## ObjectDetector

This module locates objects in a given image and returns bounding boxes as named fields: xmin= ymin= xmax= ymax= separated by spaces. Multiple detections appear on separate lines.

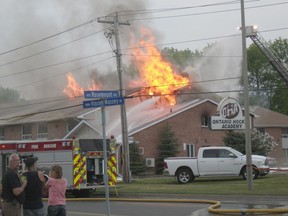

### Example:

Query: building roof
xmin=250 ymin=106 xmax=288 ymax=128
xmin=0 ymin=84 xmax=222 ymax=141
xmin=79 ymin=83 xmax=223 ymax=141
xmin=70 ymin=96 xmax=219 ymax=142
xmin=2 ymin=86 xmax=286 ymax=141
xmin=0 ymin=96 xmax=84 ymax=125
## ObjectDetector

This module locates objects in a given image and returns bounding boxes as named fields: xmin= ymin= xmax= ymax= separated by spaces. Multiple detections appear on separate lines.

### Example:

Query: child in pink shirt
xmin=45 ymin=165 xmax=67 ymax=216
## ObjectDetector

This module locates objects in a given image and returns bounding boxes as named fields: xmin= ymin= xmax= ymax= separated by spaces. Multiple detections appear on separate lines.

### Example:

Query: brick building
xmin=250 ymin=106 xmax=288 ymax=165
xmin=0 ymin=90 xmax=287 ymax=173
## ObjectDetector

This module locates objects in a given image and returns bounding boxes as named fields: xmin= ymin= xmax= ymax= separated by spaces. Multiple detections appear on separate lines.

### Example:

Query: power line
xmin=1 ymin=0 xmax=286 ymax=62
xmin=0 ymin=76 xmax=242 ymax=110
xmin=124 ymin=27 xmax=288 ymax=50
xmin=117 ymin=0 xmax=243 ymax=16
xmin=1 ymin=27 xmax=285 ymax=85
xmin=129 ymin=1 xmax=288 ymax=21
xmin=0 ymin=17 xmax=100 ymax=56
xmin=0 ymin=84 xmax=285 ymax=121
xmin=0 ymin=0 xmax=259 ymax=60
xmin=124 ymin=33 xmax=240 ymax=50
xmin=12 ymin=56 xmax=114 ymax=89
xmin=0 ymin=75 xmax=240 ymax=109
xmin=1 ymin=25 xmax=286 ymax=85
xmin=123 ymin=53 xmax=241 ymax=58
xmin=0 ymin=51 xmax=112 ymax=79
xmin=0 ymin=104 xmax=82 ymax=121
xmin=0 ymin=28 xmax=109 ymax=68
xmin=1 ymin=26 xmax=286 ymax=77
xmin=261 ymin=27 xmax=288 ymax=34
xmin=127 ymin=76 xmax=242 ymax=93
xmin=0 ymin=1 xmax=286 ymax=72
xmin=9 ymin=62 xmax=239 ymax=100
xmin=0 ymin=32 xmax=241 ymax=74
xmin=0 ymin=96 xmax=80 ymax=110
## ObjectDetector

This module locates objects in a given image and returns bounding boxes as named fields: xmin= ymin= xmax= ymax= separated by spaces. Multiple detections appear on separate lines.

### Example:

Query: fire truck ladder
xmin=246 ymin=26 xmax=288 ymax=85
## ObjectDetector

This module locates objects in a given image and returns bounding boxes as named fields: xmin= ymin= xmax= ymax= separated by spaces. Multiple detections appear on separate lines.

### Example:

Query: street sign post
xmin=83 ymin=90 xmax=123 ymax=216
xmin=84 ymin=90 xmax=119 ymax=99
xmin=83 ymin=97 xmax=124 ymax=109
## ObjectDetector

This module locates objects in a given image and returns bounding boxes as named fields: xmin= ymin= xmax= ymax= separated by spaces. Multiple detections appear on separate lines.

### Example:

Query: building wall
xmin=75 ymin=126 xmax=102 ymax=139
xmin=48 ymin=121 xmax=69 ymax=139
xmin=2 ymin=120 xmax=69 ymax=141
xmin=4 ymin=125 xmax=22 ymax=140
xmin=131 ymin=101 xmax=287 ymax=172
xmin=265 ymin=127 xmax=285 ymax=165
xmin=132 ymin=101 xmax=227 ymax=163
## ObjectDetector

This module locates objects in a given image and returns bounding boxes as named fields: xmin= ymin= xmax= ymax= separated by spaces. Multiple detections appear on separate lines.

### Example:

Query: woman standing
xmin=45 ymin=165 xmax=67 ymax=216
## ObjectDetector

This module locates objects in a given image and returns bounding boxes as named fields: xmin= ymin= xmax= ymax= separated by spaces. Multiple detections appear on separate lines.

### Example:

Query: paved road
xmin=45 ymin=194 xmax=288 ymax=216
xmin=115 ymin=194 xmax=288 ymax=216
xmin=59 ymin=200 xmax=209 ymax=216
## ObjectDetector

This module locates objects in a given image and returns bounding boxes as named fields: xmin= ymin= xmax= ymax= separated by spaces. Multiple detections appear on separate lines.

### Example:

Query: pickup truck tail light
xmin=163 ymin=162 xmax=168 ymax=169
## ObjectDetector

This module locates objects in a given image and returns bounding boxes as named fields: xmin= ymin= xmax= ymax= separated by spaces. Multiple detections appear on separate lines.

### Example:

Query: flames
xmin=63 ymin=72 xmax=101 ymax=98
xmin=131 ymin=28 xmax=190 ymax=105
xmin=63 ymin=27 xmax=190 ymax=105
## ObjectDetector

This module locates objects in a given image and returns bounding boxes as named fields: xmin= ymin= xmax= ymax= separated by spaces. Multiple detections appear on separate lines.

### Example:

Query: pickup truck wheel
xmin=176 ymin=168 xmax=194 ymax=184
xmin=241 ymin=167 xmax=259 ymax=180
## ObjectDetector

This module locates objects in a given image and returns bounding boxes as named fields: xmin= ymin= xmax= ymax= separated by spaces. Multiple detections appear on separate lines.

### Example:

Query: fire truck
xmin=0 ymin=138 xmax=118 ymax=197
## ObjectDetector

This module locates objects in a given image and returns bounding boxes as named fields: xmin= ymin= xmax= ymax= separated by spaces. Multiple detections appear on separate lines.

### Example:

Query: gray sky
xmin=147 ymin=0 xmax=288 ymax=50
xmin=0 ymin=0 xmax=287 ymax=100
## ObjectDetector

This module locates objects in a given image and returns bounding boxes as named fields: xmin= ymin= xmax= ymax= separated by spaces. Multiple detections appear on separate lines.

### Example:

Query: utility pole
xmin=240 ymin=0 xmax=253 ymax=190
xmin=98 ymin=12 xmax=131 ymax=183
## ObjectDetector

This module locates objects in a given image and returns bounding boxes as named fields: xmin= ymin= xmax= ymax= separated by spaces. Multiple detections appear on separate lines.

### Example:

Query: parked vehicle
xmin=163 ymin=146 xmax=270 ymax=184
xmin=0 ymin=138 xmax=117 ymax=197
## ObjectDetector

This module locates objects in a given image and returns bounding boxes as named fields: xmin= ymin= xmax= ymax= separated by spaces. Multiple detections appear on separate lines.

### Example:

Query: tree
xmin=246 ymin=37 xmax=288 ymax=114
xmin=161 ymin=47 xmax=203 ymax=71
xmin=269 ymin=38 xmax=288 ymax=115
xmin=155 ymin=124 xmax=179 ymax=174
xmin=223 ymin=131 xmax=246 ymax=153
xmin=0 ymin=86 xmax=21 ymax=103
xmin=246 ymin=43 xmax=273 ymax=108
xmin=223 ymin=130 xmax=277 ymax=156
xmin=129 ymin=142 xmax=146 ymax=176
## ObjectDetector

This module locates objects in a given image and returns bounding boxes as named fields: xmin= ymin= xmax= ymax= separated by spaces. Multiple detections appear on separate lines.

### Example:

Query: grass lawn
xmin=113 ymin=173 xmax=288 ymax=196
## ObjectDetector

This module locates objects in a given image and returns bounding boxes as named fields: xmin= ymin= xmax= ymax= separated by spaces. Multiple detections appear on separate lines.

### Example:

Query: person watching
xmin=45 ymin=164 xmax=67 ymax=216
xmin=1 ymin=153 xmax=27 ymax=216
xmin=22 ymin=156 xmax=46 ymax=216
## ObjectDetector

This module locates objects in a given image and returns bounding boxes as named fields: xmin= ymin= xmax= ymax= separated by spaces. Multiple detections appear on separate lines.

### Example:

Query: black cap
xmin=24 ymin=157 xmax=38 ymax=167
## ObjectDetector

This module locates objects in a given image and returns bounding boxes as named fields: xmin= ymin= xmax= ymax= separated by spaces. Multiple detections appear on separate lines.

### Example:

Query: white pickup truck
xmin=163 ymin=146 xmax=270 ymax=184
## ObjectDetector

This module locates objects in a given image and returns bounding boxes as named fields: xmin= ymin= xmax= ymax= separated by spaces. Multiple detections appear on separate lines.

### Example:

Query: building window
xmin=37 ymin=122 xmax=48 ymax=139
xmin=139 ymin=147 xmax=144 ymax=155
xmin=186 ymin=144 xmax=195 ymax=157
xmin=22 ymin=124 xmax=33 ymax=140
xmin=201 ymin=115 xmax=209 ymax=127
xmin=282 ymin=128 xmax=288 ymax=138
xmin=0 ymin=127 xmax=4 ymax=140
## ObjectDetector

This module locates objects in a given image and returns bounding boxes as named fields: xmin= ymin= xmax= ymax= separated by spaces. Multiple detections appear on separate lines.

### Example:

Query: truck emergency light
xmin=0 ymin=143 xmax=16 ymax=150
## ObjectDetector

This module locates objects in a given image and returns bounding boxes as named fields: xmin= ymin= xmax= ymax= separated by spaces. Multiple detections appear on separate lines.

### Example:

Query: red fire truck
xmin=0 ymin=138 xmax=118 ymax=197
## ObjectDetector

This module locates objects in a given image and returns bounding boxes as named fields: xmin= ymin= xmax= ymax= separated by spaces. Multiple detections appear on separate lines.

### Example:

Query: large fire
xmin=131 ymin=28 xmax=190 ymax=105
xmin=63 ymin=72 xmax=101 ymax=98
xmin=63 ymin=28 xmax=190 ymax=105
